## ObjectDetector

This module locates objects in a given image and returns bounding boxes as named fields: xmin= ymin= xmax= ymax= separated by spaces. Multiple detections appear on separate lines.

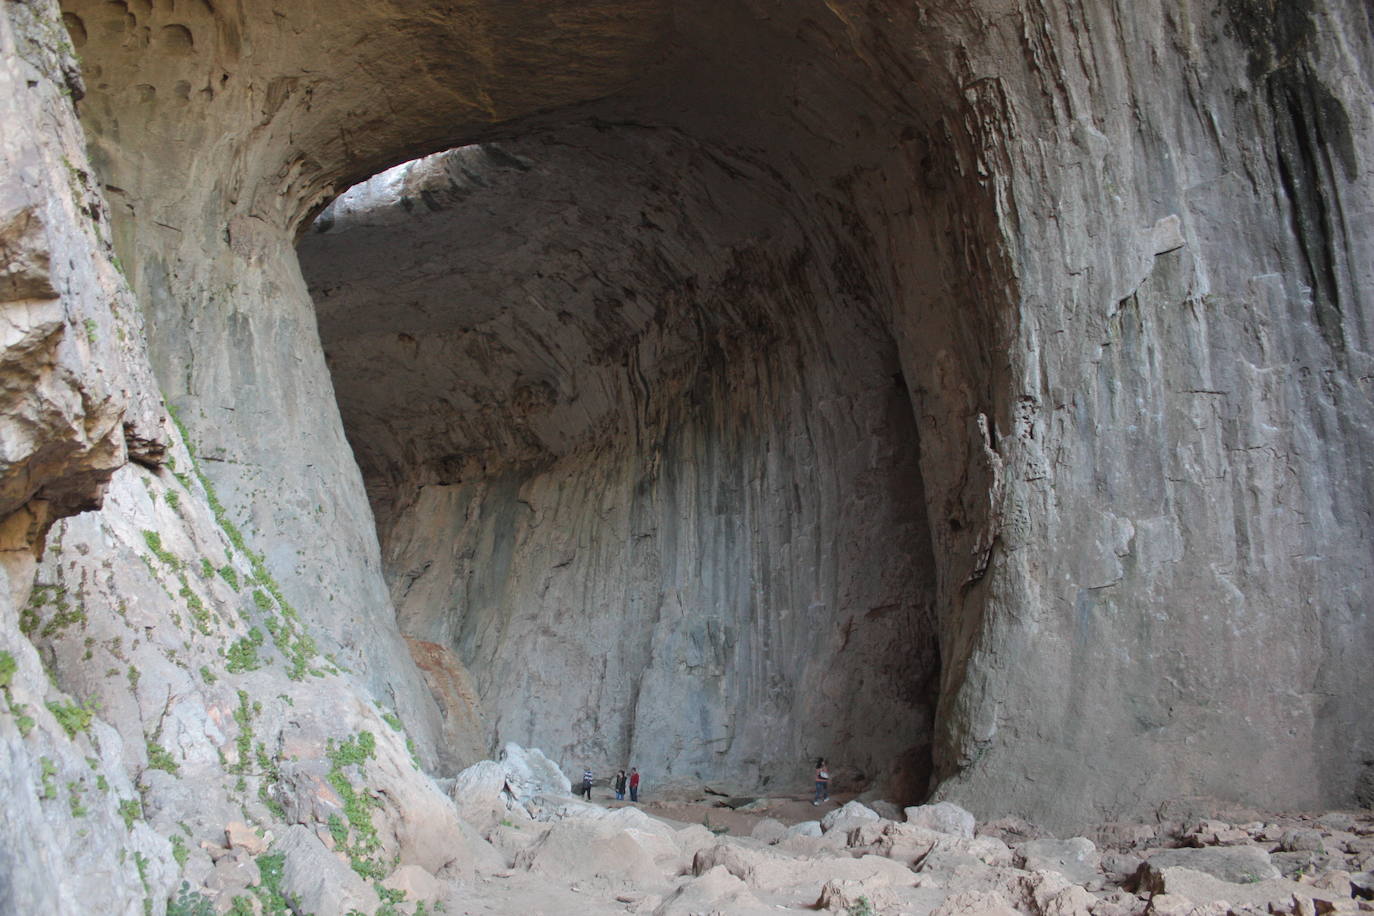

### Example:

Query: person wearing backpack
xmin=580 ymin=767 xmax=594 ymax=800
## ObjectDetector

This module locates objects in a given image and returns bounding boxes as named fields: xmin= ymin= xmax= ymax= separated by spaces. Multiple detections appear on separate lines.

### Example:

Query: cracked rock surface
xmin=0 ymin=0 xmax=1372 ymax=910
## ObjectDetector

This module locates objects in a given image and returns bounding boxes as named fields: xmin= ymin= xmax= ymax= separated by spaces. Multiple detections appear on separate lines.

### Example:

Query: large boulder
xmin=816 ymin=877 xmax=900 ymax=913
xmin=906 ymin=802 xmax=976 ymax=839
xmin=692 ymin=841 xmax=914 ymax=897
xmin=1142 ymin=845 xmax=1281 ymax=884
xmin=500 ymin=744 xmax=571 ymax=802
xmin=275 ymin=825 xmax=381 ymax=916
xmin=821 ymin=801 xmax=881 ymax=832
xmin=932 ymin=889 xmax=1020 ymax=916
xmin=451 ymin=760 xmax=507 ymax=806
xmin=514 ymin=818 xmax=665 ymax=888
xmin=1137 ymin=865 xmax=1353 ymax=911
xmin=653 ymin=865 xmax=772 ymax=916
xmin=381 ymin=864 xmax=445 ymax=910
xmin=750 ymin=817 xmax=788 ymax=844
xmin=1014 ymin=837 xmax=1101 ymax=886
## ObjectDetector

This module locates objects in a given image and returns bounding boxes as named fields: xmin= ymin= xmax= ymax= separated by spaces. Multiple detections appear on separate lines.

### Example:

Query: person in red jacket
xmin=629 ymin=767 xmax=641 ymax=803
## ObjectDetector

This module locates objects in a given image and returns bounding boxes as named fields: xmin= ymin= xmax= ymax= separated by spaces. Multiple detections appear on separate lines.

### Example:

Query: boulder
xmin=931 ymin=889 xmax=1020 ymax=915
xmin=653 ymin=865 xmax=771 ymax=916
xmin=1136 ymin=865 xmax=1351 ymax=911
xmin=1311 ymin=869 xmax=1354 ymax=894
xmin=1274 ymin=850 xmax=1327 ymax=878
xmin=978 ymin=817 xmax=1046 ymax=844
xmin=1145 ymin=893 xmax=1223 ymax=916
xmin=514 ymin=818 xmax=664 ymax=888
xmin=450 ymin=759 xmax=509 ymax=815
xmin=691 ymin=843 xmax=793 ymax=888
xmin=204 ymin=850 xmax=261 ymax=903
xmin=1101 ymin=851 xmax=1146 ymax=884
xmin=674 ymin=823 xmax=719 ymax=860
xmin=482 ymin=822 xmax=544 ymax=866
xmin=275 ymin=825 xmax=381 ymax=916
xmin=381 ymin=864 xmax=444 ymax=908
xmin=1095 ymin=822 xmax=1160 ymax=850
xmin=750 ymin=818 xmax=788 ymax=844
xmin=1281 ymin=830 xmax=1328 ymax=853
xmin=785 ymin=820 xmax=824 ymax=839
xmin=1142 ymin=845 xmax=1281 ymax=884
xmin=966 ymin=836 xmax=1016 ymax=868
xmin=821 ymin=801 xmax=881 ymax=832
xmin=1014 ymin=837 xmax=1101 ymax=886
xmin=816 ymin=877 xmax=900 ymax=913
xmin=224 ymin=821 xmax=268 ymax=856
xmin=868 ymin=800 xmax=904 ymax=821
xmin=1181 ymin=820 xmax=1251 ymax=847
xmin=905 ymin=802 xmax=976 ymax=839
xmin=1319 ymin=814 xmax=1358 ymax=833
xmin=868 ymin=824 xmax=943 ymax=868
xmin=691 ymin=841 xmax=912 ymax=896
xmin=499 ymin=744 xmax=570 ymax=802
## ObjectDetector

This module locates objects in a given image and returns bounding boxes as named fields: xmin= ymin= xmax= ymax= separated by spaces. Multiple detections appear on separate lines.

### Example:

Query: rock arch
xmin=0 ymin=8 xmax=1368 ymax=888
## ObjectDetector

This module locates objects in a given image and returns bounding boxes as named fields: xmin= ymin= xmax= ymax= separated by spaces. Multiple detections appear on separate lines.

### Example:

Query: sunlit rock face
xmin=299 ymin=131 xmax=941 ymax=794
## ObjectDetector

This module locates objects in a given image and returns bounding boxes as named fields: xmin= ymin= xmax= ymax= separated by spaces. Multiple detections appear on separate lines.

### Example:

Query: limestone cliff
xmin=0 ymin=0 xmax=1371 ymax=910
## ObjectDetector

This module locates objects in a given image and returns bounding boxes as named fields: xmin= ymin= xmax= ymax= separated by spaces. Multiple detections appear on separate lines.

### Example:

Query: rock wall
xmin=299 ymin=130 xmax=942 ymax=793
xmin=903 ymin=0 xmax=1374 ymax=825
xmin=0 ymin=2 xmax=1368 ymax=911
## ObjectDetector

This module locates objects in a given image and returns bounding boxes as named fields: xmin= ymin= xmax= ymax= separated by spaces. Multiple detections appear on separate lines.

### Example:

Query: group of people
xmin=579 ymin=766 xmax=640 ymax=802
xmin=575 ymin=758 xmax=829 ymax=806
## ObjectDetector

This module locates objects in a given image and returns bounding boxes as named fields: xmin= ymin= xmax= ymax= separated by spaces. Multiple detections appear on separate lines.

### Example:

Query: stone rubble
xmin=62 ymin=728 xmax=1359 ymax=916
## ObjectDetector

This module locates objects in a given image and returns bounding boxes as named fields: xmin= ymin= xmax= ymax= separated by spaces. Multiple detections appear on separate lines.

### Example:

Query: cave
xmin=4 ymin=0 xmax=1374 ymax=909
xmin=296 ymin=120 xmax=944 ymax=796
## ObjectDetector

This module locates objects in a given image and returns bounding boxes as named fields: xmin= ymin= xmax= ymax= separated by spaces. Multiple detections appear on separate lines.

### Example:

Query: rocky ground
xmin=228 ymin=745 xmax=1371 ymax=916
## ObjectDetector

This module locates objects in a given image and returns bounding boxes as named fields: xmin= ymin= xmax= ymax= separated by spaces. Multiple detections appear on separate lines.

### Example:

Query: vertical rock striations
xmin=0 ymin=5 xmax=1367 ymax=913
xmin=300 ymin=129 xmax=942 ymax=793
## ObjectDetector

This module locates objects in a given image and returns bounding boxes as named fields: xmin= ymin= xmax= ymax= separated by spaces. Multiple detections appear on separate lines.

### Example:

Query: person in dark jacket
xmin=614 ymin=769 xmax=627 ymax=800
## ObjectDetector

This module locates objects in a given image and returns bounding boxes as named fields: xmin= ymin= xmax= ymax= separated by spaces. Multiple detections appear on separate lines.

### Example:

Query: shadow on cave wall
xmin=297 ymin=120 xmax=949 ymax=798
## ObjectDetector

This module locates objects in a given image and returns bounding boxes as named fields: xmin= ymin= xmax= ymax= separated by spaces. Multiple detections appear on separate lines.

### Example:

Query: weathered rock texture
xmin=299 ymin=132 xmax=941 ymax=793
xmin=294 ymin=0 xmax=1374 ymax=822
xmin=1 ymin=0 xmax=1372 ymax=909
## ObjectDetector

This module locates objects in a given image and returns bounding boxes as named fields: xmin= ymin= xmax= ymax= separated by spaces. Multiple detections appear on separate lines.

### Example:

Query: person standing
xmin=614 ymin=769 xmax=627 ymax=800
xmin=628 ymin=767 xmax=641 ymax=803
xmin=580 ymin=767 xmax=594 ymax=800
xmin=812 ymin=758 xmax=830 ymax=805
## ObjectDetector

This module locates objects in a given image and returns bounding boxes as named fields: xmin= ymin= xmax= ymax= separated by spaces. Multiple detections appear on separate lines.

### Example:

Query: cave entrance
xmin=297 ymin=119 xmax=943 ymax=800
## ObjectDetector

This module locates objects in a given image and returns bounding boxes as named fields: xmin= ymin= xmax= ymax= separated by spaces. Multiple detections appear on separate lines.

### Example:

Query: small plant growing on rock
xmin=166 ymin=882 xmax=214 ymax=916
xmin=170 ymin=833 xmax=189 ymax=869
xmin=67 ymin=780 xmax=87 ymax=816
xmin=847 ymin=897 xmax=875 ymax=916
xmin=39 ymin=756 xmax=57 ymax=800
xmin=142 ymin=530 xmax=181 ymax=569
xmin=46 ymin=698 xmax=96 ymax=737
xmin=118 ymin=798 xmax=142 ymax=830
xmin=145 ymin=740 xmax=180 ymax=775
xmin=224 ymin=629 xmax=265 ymax=673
